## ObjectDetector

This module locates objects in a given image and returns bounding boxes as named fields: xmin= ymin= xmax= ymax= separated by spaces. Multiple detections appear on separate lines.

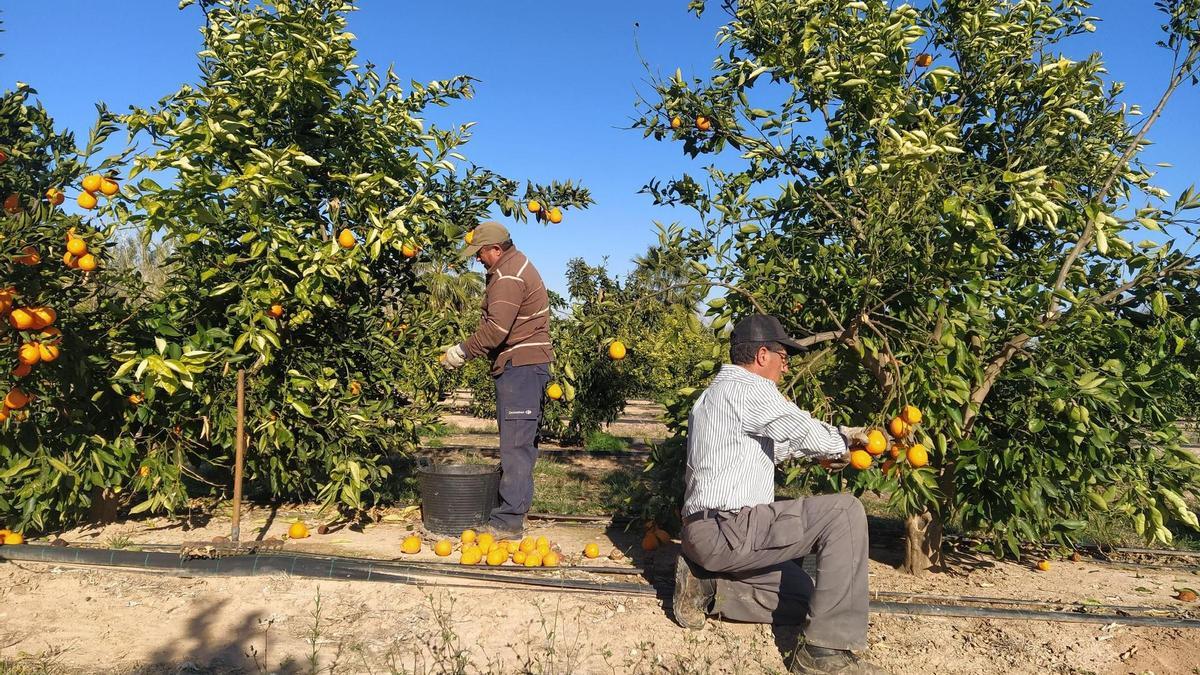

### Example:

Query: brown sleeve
xmin=461 ymin=275 xmax=524 ymax=358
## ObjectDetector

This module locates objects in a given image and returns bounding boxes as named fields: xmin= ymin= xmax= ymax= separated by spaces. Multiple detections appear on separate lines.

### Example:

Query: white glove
xmin=838 ymin=425 xmax=870 ymax=448
xmin=440 ymin=344 xmax=467 ymax=370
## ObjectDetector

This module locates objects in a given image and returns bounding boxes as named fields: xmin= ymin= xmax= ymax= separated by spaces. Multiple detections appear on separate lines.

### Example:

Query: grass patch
xmin=584 ymin=431 xmax=629 ymax=452
xmin=531 ymin=458 xmax=640 ymax=516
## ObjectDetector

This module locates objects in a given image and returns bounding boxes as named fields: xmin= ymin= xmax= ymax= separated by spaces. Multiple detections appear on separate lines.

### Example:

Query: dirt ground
xmin=3 ymin=404 xmax=1199 ymax=674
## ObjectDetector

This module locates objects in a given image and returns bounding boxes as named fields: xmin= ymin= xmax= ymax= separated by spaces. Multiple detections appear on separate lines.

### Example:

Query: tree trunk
xmin=902 ymin=510 xmax=944 ymax=576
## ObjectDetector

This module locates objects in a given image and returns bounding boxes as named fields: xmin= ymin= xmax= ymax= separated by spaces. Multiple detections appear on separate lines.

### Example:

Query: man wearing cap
xmin=672 ymin=314 xmax=887 ymax=675
xmin=440 ymin=221 xmax=553 ymax=537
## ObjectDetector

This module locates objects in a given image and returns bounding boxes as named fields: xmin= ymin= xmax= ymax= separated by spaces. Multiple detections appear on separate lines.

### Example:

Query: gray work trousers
xmin=489 ymin=362 xmax=550 ymax=531
xmin=680 ymin=494 xmax=869 ymax=651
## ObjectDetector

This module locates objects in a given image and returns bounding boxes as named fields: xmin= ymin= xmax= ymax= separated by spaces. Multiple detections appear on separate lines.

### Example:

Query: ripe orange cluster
xmin=839 ymin=405 xmax=930 ymax=475
xmin=62 ymin=228 xmax=99 ymax=272
xmin=527 ymin=199 xmax=564 ymax=224
xmin=669 ymin=114 xmax=715 ymax=133
xmin=77 ymin=173 xmax=119 ymax=210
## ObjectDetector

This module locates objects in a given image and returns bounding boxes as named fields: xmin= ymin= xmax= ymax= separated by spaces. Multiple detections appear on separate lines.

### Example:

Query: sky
xmin=2 ymin=1 xmax=1198 ymax=297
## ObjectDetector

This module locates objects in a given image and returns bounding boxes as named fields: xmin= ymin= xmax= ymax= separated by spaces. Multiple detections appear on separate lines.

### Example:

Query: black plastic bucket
xmin=416 ymin=462 xmax=501 ymax=534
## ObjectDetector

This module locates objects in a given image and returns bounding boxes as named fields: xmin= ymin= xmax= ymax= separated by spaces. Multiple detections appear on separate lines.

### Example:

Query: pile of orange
xmin=841 ymin=405 xmax=930 ymax=474
xmin=0 ymin=528 xmax=25 ymax=545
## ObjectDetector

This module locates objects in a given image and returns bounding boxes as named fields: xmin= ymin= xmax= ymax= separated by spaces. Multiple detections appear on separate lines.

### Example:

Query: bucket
xmin=416 ymin=462 xmax=501 ymax=534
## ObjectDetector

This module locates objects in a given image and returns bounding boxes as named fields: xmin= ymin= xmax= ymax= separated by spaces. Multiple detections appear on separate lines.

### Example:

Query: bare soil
xmin=3 ymin=405 xmax=1199 ymax=674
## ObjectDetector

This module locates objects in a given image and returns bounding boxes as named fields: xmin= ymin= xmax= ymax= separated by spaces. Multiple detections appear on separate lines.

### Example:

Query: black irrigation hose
xmin=870 ymin=591 xmax=1169 ymax=615
xmin=6 ymin=545 xmax=1200 ymax=629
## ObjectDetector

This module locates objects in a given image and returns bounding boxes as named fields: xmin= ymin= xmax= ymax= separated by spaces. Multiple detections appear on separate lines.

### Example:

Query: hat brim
xmin=779 ymin=337 xmax=807 ymax=354
xmin=460 ymin=243 xmax=483 ymax=260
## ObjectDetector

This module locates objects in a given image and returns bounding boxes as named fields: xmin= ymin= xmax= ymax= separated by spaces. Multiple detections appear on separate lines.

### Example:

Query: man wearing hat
xmin=440 ymin=221 xmax=553 ymax=537
xmin=672 ymin=314 xmax=887 ymax=674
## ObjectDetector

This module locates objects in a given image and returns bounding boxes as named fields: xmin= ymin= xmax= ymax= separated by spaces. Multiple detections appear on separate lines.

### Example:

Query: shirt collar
xmin=714 ymin=363 xmax=772 ymax=385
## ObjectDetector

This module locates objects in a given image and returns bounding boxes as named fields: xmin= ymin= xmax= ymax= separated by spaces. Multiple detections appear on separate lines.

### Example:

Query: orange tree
xmin=1 ymin=83 xmax=147 ymax=530
xmin=633 ymin=0 xmax=1200 ymax=572
xmin=111 ymin=0 xmax=589 ymax=518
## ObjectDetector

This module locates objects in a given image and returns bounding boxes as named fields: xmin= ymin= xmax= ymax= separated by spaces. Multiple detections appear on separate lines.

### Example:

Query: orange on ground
xmin=460 ymin=548 xmax=482 ymax=565
xmin=546 ymin=383 xmax=563 ymax=400
xmin=542 ymin=551 xmax=560 ymax=567
xmin=67 ymin=238 xmax=88 ymax=256
xmin=434 ymin=540 xmax=453 ymax=557
xmin=849 ymin=450 xmax=873 ymax=471
xmin=1036 ymin=560 xmax=1051 ymax=572
xmin=901 ymin=405 xmax=923 ymax=425
xmin=337 ymin=228 xmax=356 ymax=249
xmin=583 ymin=543 xmax=600 ymax=559
xmin=505 ymin=540 xmax=520 ymax=554
xmin=519 ymin=536 xmax=535 ymax=552
xmin=523 ymin=552 xmax=542 ymax=567
xmin=535 ymin=536 xmax=549 ymax=551
xmin=4 ymin=388 xmax=31 ymax=410
xmin=461 ymin=529 xmax=477 ymax=545
xmin=512 ymin=550 xmax=527 ymax=565
xmin=548 ymin=207 xmax=563 ymax=224
xmin=99 ymin=178 xmax=119 ymax=197
xmin=865 ymin=429 xmax=887 ymax=455
xmin=77 ymin=191 xmax=98 ymax=210
xmin=608 ymin=340 xmax=627 ymax=360
xmin=401 ymin=535 xmax=422 ymax=554
xmin=476 ymin=533 xmax=495 ymax=553
xmin=81 ymin=174 xmax=103 ymax=193
xmin=486 ymin=548 xmax=508 ymax=566
xmin=906 ymin=444 xmax=929 ymax=468
xmin=641 ymin=532 xmax=660 ymax=551
xmin=3 ymin=532 xmax=24 ymax=545
xmin=288 ymin=522 xmax=310 ymax=539
xmin=888 ymin=416 xmax=910 ymax=438
xmin=77 ymin=254 xmax=98 ymax=271
xmin=527 ymin=199 xmax=542 ymax=213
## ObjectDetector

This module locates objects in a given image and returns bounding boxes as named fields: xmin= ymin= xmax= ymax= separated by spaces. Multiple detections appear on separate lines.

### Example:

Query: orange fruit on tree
xmin=63 ymin=251 xmax=78 ymax=268
xmin=901 ymin=405 xmax=923 ymax=425
xmin=99 ymin=178 xmax=119 ymax=197
xmin=888 ymin=416 xmax=910 ymax=438
xmin=889 ymin=445 xmax=902 ymax=459
xmin=906 ymin=444 xmax=929 ymax=468
xmin=865 ymin=429 xmax=887 ymax=455
xmin=348 ymin=380 xmax=362 ymax=396
xmin=4 ymin=388 xmax=30 ymax=410
xmin=337 ymin=228 xmax=356 ymax=249
xmin=881 ymin=459 xmax=896 ymax=475
xmin=486 ymin=547 xmax=508 ymax=566
xmin=3 ymin=194 xmax=19 ymax=213
xmin=77 ymin=191 xmax=98 ymax=210
xmin=583 ymin=542 xmax=600 ymax=559
xmin=401 ymin=535 xmax=422 ymax=554
xmin=655 ymin=528 xmax=670 ymax=543
xmin=527 ymin=199 xmax=542 ymax=213
xmin=463 ymin=229 xmax=475 ymax=245
xmin=138 ymin=466 xmax=151 ymax=478
xmin=0 ymin=408 xmax=8 ymax=423
xmin=128 ymin=393 xmax=144 ymax=405
xmin=641 ymin=531 xmax=660 ymax=551
xmin=288 ymin=522 xmax=310 ymax=539
xmin=0 ymin=149 xmax=7 ymax=163
xmin=81 ymin=174 xmax=102 ymax=193
xmin=546 ymin=383 xmax=563 ymax=400
xmin=268 ymin=304 xmax=284 ymax=318
xmin=401 ymin=242 xmax=419 ymax=258
xmin=542 ymin=551 xmax=560 ymax=567
xmin=849 ymin=449 xmax=873 ymax=470
xmin=38 ymin=343 xmax=60 ymax=363
xmin=670 ymin=116 xmax=682 ymax=129
xmin=547 ymin=207 xmax=563 ymax=224
xmin=608 ymin=340 xmax=627 ymax=360
xmin=15 ymin=246 xmax=40 ymax=265
xmin=11 ymin=363 xmax=32 ymax=379
xmin=18 ymin=343 xmax=41 ymax=366
xmin=77 ymin=254 xmax=98 ymax=271
xmin=45 ymin=188 xmax=65 ymax=205
xmin=695 ymin=115 xmax=712 ymax=131
xmin=67 ymin=238 xmax=88 ymax=256
xmin=3 ymin=532 xmax=24 ymax=545
xmin=915 ymin=52 xmax=933 ymax=67
xmin=461 ymin=529 xmax=477 ymax=545
xmin=434 ymin=539 xmax=453 ymax=557
xmin=8 ymin=308 xmax=36 ymax=330
xmin=30 ymin=306 xmax=55 ymax=328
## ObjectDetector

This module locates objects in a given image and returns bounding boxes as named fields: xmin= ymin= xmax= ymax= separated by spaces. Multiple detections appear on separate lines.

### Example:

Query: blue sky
xmin=2 ymin=1 xmax=1198 ymax=297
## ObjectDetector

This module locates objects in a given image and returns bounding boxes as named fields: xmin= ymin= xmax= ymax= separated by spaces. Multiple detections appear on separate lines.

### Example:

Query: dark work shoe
xmin=483 ymin=522 xmax=523 ymax=539
xmin=789 ymin=644 xmax=890 ymax=675
xmin=672 ymin=554 xmax=715 ymax=629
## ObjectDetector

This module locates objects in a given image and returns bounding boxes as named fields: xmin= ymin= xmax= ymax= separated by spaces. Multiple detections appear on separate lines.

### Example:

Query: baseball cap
xmin=461 ymin=221 xmax=510 ymax=259
xmin=730 ymin=314 xmax=806 ymax=353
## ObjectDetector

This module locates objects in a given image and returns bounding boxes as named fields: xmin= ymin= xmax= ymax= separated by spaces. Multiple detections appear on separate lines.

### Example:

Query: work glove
xmin=440 ymin=344 xmax=467 ymax=370
xmin=838 ymin=425 xmax=870 ymax=449
xmin=819 ymin=451 xmax=853 ymax=472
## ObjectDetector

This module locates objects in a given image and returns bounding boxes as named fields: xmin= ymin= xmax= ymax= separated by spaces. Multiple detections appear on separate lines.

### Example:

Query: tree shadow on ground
xmin=128 ymin=597 xmax=305 ymax=674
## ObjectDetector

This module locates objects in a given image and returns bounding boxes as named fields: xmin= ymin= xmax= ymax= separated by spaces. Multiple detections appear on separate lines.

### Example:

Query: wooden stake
xmin=231 ymin=369 xmax=246 ymax=542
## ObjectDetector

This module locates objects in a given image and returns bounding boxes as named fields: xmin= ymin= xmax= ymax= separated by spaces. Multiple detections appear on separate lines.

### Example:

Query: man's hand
xmin=819 ymin=452 xmax=852 ymax=471
xmin=838 ymin=425 xmax=870 ymax=448
xmin=440 ymin=344 xmax=466 ymax=370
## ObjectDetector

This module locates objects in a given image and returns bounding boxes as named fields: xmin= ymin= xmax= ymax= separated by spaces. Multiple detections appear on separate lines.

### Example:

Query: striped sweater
xmin=682 ymin=364 xmax=848 ymax=516
xmin=460 ymin=247 xmax=554 ymax=375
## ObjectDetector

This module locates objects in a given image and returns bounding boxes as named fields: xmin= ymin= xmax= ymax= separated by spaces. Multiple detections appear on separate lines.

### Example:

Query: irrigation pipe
xmin=6 ymin=545 xmax=1200 ymax=629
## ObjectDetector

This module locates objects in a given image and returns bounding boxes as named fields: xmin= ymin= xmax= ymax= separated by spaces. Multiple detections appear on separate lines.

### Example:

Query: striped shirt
xmin=461 ymin=246 xmax=553 ymax=375
xmin=682 ymin=364 xmax=848 ymax=516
